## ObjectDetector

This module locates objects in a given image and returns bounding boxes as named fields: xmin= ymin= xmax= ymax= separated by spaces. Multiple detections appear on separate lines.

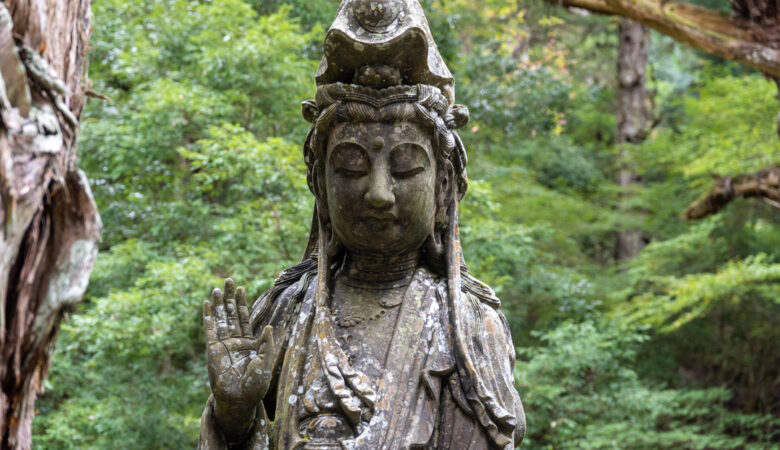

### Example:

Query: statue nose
xmin=364 ymin=172 xmax=395 ymax=210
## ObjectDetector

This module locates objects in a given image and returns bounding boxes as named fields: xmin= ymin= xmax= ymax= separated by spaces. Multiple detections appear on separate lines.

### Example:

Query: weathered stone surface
xmin=199 ymin=2 xmax=524 ymax=448
xmin=315 ymin=0 xmax=455 ymax=103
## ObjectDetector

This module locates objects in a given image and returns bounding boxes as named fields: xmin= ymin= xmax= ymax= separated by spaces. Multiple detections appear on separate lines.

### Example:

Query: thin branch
xmin=86 ymin=89 xmax=111 ymax=102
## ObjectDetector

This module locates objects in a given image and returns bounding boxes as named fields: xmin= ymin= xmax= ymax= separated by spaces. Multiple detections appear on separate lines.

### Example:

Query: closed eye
xmin=336 ymin=167 xmax=368 ymax=178
xmin=390 ymin=143 xmax=430 ymax=179
xmin=393 ymin=167 xmax=425 ymax=179
xmin=330 ymin=142 xmax=370 ymax=178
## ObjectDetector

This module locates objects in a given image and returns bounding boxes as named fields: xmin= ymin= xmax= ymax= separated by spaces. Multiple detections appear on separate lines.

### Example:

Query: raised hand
xmin=203 ymin=278 xmax=274 ymax=436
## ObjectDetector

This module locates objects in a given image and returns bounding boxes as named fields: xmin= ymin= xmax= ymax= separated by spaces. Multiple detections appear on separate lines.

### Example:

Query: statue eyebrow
xmin=389 ymin=142 xmax=431 ymax=159
xmin=329 ymin=141 xmax=370 ymax=165
xmin=331 ymin=139 xmax=367 ymax=150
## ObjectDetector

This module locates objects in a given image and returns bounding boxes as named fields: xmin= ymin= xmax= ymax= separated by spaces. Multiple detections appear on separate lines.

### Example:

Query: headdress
xmin=314 ymin=0 xmax=455 ymax=102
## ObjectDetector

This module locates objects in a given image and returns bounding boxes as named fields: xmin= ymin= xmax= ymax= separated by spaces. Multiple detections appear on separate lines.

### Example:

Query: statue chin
xmin=336 ymin=223 xmax=429 ymax=257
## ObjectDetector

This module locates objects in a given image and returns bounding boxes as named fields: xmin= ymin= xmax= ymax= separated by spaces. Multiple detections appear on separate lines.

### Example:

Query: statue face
xmin=325 ymin=121 xmax=436 ymax=255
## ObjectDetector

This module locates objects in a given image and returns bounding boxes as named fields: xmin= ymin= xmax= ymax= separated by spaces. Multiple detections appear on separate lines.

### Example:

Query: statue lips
xmin=356 ymin=213 xmax=399 ymax=236
xmin=360 ymin=213 xmax=396 ymax=225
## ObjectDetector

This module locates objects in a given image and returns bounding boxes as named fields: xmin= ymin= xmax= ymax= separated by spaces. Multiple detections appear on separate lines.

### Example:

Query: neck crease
xmin=340 ymin=250 xmax=420 ymax=285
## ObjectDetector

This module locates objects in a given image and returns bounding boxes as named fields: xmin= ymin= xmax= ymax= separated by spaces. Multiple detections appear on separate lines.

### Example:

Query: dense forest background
xmin=31 ymin=0 xmax=778 ymax=448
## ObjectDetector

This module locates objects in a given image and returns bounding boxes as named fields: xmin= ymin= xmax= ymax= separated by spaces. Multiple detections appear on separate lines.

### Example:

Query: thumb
xmin=254 ymin=325 xmax=275 ymax=358
xmin=246 ymin=325 xmax=275 ymax=398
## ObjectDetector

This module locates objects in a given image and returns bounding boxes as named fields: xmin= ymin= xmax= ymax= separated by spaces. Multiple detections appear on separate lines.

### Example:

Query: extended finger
xmin=225 ymin=297 xmax=241 ymax=338
xmin=212 ymin=287 xmax=227 ymax=340
xmin=224 ymin=278 xmax=236 ymax=300
xmin=236 ymin=287 xmax=251 ymax=336
xmin=203 ymin=300 xmax=218 ymax=343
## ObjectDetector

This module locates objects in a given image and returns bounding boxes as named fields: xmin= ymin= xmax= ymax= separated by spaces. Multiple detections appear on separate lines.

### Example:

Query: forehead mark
xmin=372 ymin=136 xmax=385 ymax=151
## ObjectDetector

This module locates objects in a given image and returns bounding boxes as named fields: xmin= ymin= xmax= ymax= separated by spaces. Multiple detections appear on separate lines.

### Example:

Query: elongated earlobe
xmin=316 ymin=198 xmax=342 ymax=258
xmin=423 ymin=231 xmax=445 ymax=274
xmin=324 ymin=220 xmax=343 ymax=257
xmin=425 ymin=164 xmax=452 ymax=274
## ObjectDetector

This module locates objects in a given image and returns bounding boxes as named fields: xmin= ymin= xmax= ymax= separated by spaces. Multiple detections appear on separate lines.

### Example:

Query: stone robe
xmin=199 ymin=263 xmax=524 ymax=449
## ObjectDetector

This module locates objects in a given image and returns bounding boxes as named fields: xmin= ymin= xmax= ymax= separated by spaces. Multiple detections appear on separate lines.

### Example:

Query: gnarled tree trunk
xmin=0 ymin=1 xmax=99 ymax=449
xmin=545 ymin=0 xmax=780 ymax=77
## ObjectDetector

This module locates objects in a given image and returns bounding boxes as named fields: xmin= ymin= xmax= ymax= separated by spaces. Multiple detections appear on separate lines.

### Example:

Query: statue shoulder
xmin=460 ymin=268 xmax=502 ymax=309
xmin=454 ymin=270 xmax=515 ymax=361
xmin=448 ymin=268 xmax=526 ymax=448
xmin=249 ymin=257 xmax=318 ymax=332
xmin=428 ymin=267 xmax=510 ymax=345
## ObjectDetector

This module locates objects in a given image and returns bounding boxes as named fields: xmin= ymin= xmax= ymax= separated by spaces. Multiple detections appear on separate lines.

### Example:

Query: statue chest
xmin=297 ymin=303 xmax=402 ymax=443
xmin=272 ymin=269 xmax=459 ymax=449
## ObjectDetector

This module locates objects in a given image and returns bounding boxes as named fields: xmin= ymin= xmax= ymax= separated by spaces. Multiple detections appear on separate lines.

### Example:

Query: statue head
xmin=303 ymin=83 xmax=469 ymax=266
xmin=301 ymin=0 xmax=469 ymax=270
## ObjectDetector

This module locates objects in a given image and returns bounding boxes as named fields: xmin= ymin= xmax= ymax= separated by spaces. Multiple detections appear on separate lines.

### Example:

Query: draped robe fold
xmin=199 ymin=264 xmax=523 ymax=449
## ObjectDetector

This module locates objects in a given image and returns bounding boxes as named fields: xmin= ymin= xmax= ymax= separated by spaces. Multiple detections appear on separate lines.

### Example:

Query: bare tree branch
xmin=547 ymin=0 xmax=780 ymax=78
xmin=684 ymin=166 xmax=780 ymax=219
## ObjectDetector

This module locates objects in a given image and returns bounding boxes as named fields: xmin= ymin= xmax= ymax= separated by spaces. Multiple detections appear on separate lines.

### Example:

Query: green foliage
xmin=34 ymin=0 xmax=314 ymax=446
xmin=638 ymin=70 xmax=780 ymax=186
xmin=517 ymin=321 xmax=779 ymax=449
xmin=621 ymin=253 xmax=780 ymax=331
xmin=36 ymin=257 xmax=216 ymax=448
xmin=35 ymin=0 xmax=779 ymax=447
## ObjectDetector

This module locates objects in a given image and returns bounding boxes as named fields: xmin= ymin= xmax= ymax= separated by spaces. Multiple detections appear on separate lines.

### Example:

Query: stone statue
xmin=198 ymin=1 xmax=525 ymax=448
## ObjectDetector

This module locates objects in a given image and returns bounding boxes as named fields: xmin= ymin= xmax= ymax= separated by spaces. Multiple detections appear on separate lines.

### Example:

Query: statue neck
xmin=338 ymin=249 xmax=420 ymax=287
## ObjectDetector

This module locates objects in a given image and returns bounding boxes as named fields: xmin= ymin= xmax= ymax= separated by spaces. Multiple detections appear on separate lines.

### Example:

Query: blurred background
xmin=33 ymin=0 xmax=779 ymax=447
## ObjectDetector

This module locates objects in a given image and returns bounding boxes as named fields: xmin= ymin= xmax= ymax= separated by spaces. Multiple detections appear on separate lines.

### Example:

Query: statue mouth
xmin=361 ymin=217 xmax=396 ymax=227
xmin=362 ymin=213 xmax=397 ymax=222
xmin=359 ymin=214 xmax=399 ymax=231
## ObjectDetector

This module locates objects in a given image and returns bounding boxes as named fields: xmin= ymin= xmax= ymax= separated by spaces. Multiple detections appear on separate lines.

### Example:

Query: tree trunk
xmin=615 ymin=18 xmax=648 ymax=262
xmin=0 ymin=1 xmax=99 ymax=449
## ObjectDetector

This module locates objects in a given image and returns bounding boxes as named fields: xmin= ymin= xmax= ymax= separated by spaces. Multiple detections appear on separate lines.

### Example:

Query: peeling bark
xmin=0 ymin=1 xmax=99 ymax=449
xmin=684 ymin=166 xmax=780 ymax=219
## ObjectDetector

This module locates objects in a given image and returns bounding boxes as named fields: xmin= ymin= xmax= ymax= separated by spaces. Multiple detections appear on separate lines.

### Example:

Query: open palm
xmin=203 ymin=278 xmax=274 ymax=410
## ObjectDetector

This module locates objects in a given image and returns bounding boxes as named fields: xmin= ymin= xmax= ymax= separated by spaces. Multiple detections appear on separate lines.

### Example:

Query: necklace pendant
xmin=336 ymin=311 xmax=364 ymax=328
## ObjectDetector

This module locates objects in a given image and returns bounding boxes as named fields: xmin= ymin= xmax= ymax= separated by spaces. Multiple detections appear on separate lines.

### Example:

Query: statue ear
xmin=323 ymin=220 xmax=343 ymax=258
xmin=423 ymin=231 xmax=444 ymax=274
xmin=433 ymin=159 xmax=454 ymax=233
xmin=302 ymin=99 xmax=318 ymax=123
xmin=446 ymin=104 xmax=469 ymax=129
xmin=424 ymin=158 xmax=452 ymax=275
xmin=315 ymin=196 xmax=342 ymax=258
